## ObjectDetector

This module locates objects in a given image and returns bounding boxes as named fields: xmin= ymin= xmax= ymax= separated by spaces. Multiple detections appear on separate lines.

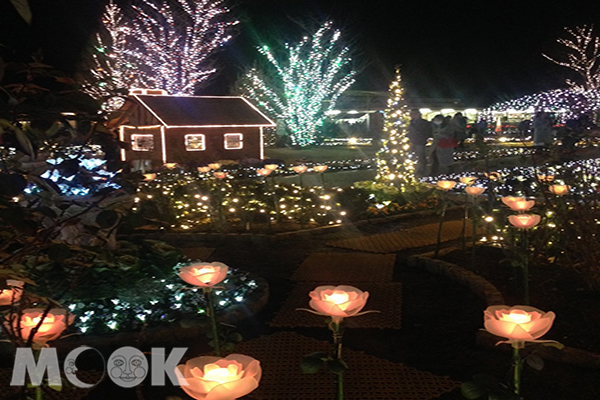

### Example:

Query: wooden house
xmin=115 ymin=90 xmax=275 ymax=170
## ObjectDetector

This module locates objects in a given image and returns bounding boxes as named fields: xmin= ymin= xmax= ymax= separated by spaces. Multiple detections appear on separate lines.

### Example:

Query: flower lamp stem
xmin=522 ymin=230 xmax=530 ymax=305
xmin=204 ymin=288 xmax=222 ymax=356
xmin=331 ymin=321 xmax=344 ymax=400
xmin=512 ymin=343 xmax=524 ymax=395
xmin=435 ymin=200 xmax=447 ymax=258
xmin=471 ymin=203 xmax=477 ymax=269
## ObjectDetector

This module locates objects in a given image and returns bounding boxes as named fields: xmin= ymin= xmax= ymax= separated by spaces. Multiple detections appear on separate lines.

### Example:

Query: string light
xmin=542 ymin=25 xmax=600 ymax=91
xmin=86 ymin=0 xmax=238 ymax=98
xmin=240 ymin=21 xmax=356 ymax=146
xmin=480 ymin=88 xmax=600 ymax=123
xmin=375 ymin=67 xmax=416 ymax=189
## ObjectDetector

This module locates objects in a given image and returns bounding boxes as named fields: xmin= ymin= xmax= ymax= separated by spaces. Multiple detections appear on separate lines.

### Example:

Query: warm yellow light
xmin=436 ymin=180 xmax=456 ymax=190
xmin=500 ymin=310 xmax=532 ymax=324
xmin=549 ymin=185 xmax=570 ymax=196
xmin=323 ymin=291 xmax=350 ymax=310
xmin=200 ymin=363 xmax=242 ymax=385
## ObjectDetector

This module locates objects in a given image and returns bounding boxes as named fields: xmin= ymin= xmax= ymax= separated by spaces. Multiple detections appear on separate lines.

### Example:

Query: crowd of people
xmin=406 ymin=110 xmax=595 ymax=177
xmin=407 ymin=110 xmax=468 ymax=177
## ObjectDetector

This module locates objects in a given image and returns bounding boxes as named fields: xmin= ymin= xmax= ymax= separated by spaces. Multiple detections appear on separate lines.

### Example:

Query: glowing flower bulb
xmin=264 ymin=164 xmax=278 ymax=171
xmin=549 ymin=185 xmax=570 ymax=196
xmin=143 ymin=173 xmax=156 ymax=181
xmin=484 ymin=305 xmax=555 ymax=345
xmin=209 ymin=163 xmax=221 ymax=170
xmin=508 ymin=214 xmax=541 ymax=229
xmin=177 ymin=354 xmax=261 ymax=400
xmin=313 ymin=165 xmax=328 ymax=173
xmin=308 ymin=285 xmax=369 ymax=323
xmin=436 ymin=180 xmax=456 ymax=190
xmin=0 ymin=280 xmax=24 ymax=305
xmin=256 ymin=168 xmax=271 ymax=177
xmin=293 ymin=165 xmax=307 ymax=174
xmin=199 ymin=362 xmax=243 ymax=384
xmin=465 ymin=186 xmax=485 ymax=196
xmin=323 ymin=291 xmax=350 ymax=309
xmin=197 ymin=166 xmax=211 ymax=173
xmin=6 ymin=308 xmax=74 ymax=348
xmin=500 ymin=310 xmax=532 ymax=324
xmin=501 ymin=196 xmax=535 ymax=212
xmin=164 ymin=163 xmax=178 ymax=169
xmin=460 ymin=176 xmax=477 ymax=185
xmin=179 ymin=262 xmax=229 ymax=287
xmin=213 ymin=172 xmax=227 ymax=180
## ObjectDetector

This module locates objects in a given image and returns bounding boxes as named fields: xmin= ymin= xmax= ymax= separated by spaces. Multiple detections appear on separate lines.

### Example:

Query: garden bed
xmin=439 ymin=245 xmax=600 ymax=356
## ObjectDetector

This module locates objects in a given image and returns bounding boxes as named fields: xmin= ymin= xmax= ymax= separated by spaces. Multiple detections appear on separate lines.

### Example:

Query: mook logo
xmin=11 ymin=346 xmax=189 ymax=388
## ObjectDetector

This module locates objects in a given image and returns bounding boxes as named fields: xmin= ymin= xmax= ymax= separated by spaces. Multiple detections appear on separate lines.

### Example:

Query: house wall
xmin=121 ymin=126 xmax=163 ymax=170
xmin=164 ymin=127 xmax=261 ymax=165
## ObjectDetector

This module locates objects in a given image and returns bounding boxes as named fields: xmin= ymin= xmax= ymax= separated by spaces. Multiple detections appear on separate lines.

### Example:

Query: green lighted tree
xmin=375 ymin=67 xmax=416 ymax=189
xmin=239 ymin=21 xmax=356 ymax=147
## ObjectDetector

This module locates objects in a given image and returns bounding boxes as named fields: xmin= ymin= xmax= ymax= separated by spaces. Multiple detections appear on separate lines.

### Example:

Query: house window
xmin=131 ymin=134 xmax=154 ymax=151
xmin=185 ymin=134 xmax=206 ymax=151
xmin=224 ymin=133 xmax=243 ymax=150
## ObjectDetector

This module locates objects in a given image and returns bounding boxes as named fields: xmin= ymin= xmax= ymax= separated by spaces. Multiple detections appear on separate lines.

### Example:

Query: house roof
xmin=132 ymin=95 xmax=275 ymax=127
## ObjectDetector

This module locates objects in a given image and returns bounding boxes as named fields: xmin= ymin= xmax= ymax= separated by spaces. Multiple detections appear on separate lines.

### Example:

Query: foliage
xmin=238 ymin=21 xmax=355 ymax=147
xmin=0 ymin=60 xmax=145 ymax=344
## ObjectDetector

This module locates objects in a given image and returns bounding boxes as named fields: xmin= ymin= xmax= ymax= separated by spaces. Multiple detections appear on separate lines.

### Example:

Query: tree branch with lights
xmin=84 ymin=0 xmax=238 ymax=97
xmin=543 ymin=25 xmax=600 ymax=91
xmin=239 ymin=21 xmax=356 ymax=147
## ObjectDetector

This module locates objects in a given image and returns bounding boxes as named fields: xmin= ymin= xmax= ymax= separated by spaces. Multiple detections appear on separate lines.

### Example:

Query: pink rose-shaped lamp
xmin=508 ymin=214 xmax=541 ymax=229
xmin=179 ymin=262 xmax=229 ymax=288
xmin=0 ymin=279 xmax=24 ymax=305
xmin=176 ymin=354 xmax=261 ymax=400
xmin=6 ymin=308 xmax=74 ymax=347
xmin=484 ymin=305 xmax=555 ymax=347
xmin=309 ymin=285 xmax=369 ymax=323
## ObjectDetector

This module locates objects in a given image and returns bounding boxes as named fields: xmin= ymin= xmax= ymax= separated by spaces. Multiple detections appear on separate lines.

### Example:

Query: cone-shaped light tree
xmin=376 ymin=67 xmax=417 ymax=189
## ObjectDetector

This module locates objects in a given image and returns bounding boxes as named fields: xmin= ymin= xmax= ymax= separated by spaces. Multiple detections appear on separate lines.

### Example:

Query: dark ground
xmin=70 ymin=212 xmax=600 ymax=400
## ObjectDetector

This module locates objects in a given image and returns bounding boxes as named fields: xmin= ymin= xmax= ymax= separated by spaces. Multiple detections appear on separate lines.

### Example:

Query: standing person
xmin=533 ymin=111 xmax=554 ymax=146
xmin=407 ymin=110 xmax=432 ymax=177
xmin=451 ymin=112 xmax=468 ymax=148
xmin=430 ymin=114 xmax=457 ymax=175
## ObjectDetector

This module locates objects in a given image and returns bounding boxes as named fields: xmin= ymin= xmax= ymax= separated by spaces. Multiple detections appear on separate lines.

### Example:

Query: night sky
xmin=0 ymin=0 xmax=595 ymax=106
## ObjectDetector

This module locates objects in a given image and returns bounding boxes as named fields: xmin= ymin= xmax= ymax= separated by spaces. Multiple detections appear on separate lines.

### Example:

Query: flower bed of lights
xmin=67 ymin=266 xmax=265 ymax=336
xmin=5 ymin=238 xmax=267 ymax=338
xmin=130 ymin=169 xmax=346 ymax=232
xmin=127 ymin=165 xmax=445 ymax=233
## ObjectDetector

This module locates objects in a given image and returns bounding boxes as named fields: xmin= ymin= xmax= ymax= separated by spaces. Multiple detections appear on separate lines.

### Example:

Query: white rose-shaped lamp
xmin=5 ymin=308 xmax=74 ymax=348
xmin=308 ymin=285 xmax=369 ymax=323
xmin=0 ymin=279 xmax=24 ymax=305
xmin=179 ymin=262 xmax=229 ymax=288
xmin=484 ymin=305 xmax=555 ymax=347
xmin=176 ymin=354 xmax=261 ymax=400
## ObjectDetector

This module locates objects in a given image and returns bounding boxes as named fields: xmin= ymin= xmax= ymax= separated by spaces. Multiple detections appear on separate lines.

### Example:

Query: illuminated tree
xmin=85 ymin=0 xmax=238 ymax=97
xmin=240 ymin=21 xmax=356 ymax=147
xmin=82 ymin=2 xmax=138 ymax=108
xmin=375 ymin=67 xmax=416 ymax=189
xmin=543 ymin=25 xmax=600 ymax=91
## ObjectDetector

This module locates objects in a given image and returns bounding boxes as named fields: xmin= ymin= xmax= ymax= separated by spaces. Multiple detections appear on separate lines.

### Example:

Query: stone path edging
xmin=407 ymin=248 xmax=505 ymax=306
xmin=408 ymin=247 xmax=600 ymax=370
